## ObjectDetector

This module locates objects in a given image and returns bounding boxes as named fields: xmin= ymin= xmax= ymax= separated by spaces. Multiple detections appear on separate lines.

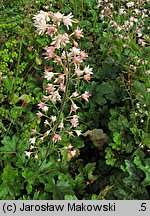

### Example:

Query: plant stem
xmin=145 ymin=112 xmax=150 ymax=133
xmin=24 ymin=48 xmax=71 ymax=182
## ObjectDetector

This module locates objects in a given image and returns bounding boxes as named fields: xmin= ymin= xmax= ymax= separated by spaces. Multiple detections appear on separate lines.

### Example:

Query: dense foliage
xmin=0 ymin=0 xmax=150 ymax=200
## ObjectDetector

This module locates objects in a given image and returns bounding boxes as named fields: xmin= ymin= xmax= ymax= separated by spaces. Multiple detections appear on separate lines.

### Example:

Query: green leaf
xmin=11 ymin=106 xmax=22 ymax=118
xmin=0 ymin=183 xmax=9 ymax=199
xmin=22 ymin=168 xmax=34 ymax=180
xmin=110 ymin=108 xmax=119 ymax=117
xmin=113 ymin=132 xmax=122 ymax=145
xmin=64 ymin=195 xmax=78 ymax=200
xmin=124 ymin=160 xmax=144 ymax=187
xmin=2 ymin=78 xmax=13 ymax=91
xmin=134 ymin=81 xmax=150 ymax=105
xmin=45 ymin=177 xmax=74 ymax=200
xmin=70 ymin=136 xmax=84 ymax=148
xmin=78 ymin=163 xmax=97 ymax=181
xmin=54 ymin=180 xmax=74 ymax=200
xmin=0 ymin=164 xmax=23 ymax=198
xmin=105 ymin=147 xmax=116 ymax=166
xmin=33 ymin=191 xmax=50 ymax=200
xmin=142 ymin=133 xmax=150 ymax=149
xmin=73 ymin=174 xmax=86 ymax=195
xmin=83 ymin=129 xmax=108 ymax=149
xmin=134 ymin=157 xmax=150 ymax=187
xmin=1 ymin=135 xmax=16 ymax=152
xmin=19 ymin=94 xmax=31 ymax=103
xmin=13 ymin=93 xmax=19 ymax=104
xmin=26 ymin=182 xmax=33 ymax=194
xmin=1 ymin=134 xmax=29 ymax=153
xmin=35 ymin=57 xmax=42 ymax=65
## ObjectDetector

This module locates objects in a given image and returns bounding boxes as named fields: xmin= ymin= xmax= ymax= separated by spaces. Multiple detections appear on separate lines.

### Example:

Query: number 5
xmin=141 ymin=203 xmax=146 ymax=211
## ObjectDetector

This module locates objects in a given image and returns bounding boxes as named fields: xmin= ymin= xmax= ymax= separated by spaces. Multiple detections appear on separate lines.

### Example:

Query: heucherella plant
xmin=26 ymin=10 xmax=93 ymax=165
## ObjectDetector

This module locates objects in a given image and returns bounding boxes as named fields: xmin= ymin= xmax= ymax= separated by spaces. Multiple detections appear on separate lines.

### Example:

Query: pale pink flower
xmin=67 ymin=149 xmax=78 ymax=160
xmin=70 ymin=115 xmax=79 ymax=128
xmin=71 ymin=103 xmax=80 ymax=113
xmin=119 ymin=8 xmax=126 ymax=16
xmin=42 ymin=95 xmax=53 ymax=102
xmin=68 ymin=144 xmax=73 ymax=149
xmin=75 ymin=67 xmax=84 ymax=76
xmin=61 ymin=50 xmax=69 ymax=60
xmin=54 ymin=74 xmax=65 ymax=84
xmin=145 ymin=70 xmax=150 ymax=75
xmin=53 ymin=134 xmax=62 ymax=142
xmin=126 ymin=2 xmax=134 ymax=7
xmin=30 ymin=145 xmax=34 ymax=150
xmin=96 ymin=3 xmax=101 ymax=8
xmin=44 ymin=46 xmax=55 ymax=59
xmin=72 ymin=91 xmax=79 ymax=97
xmin=73 ymin=56 xmax=83 ymax=66
xmin=44 ymin=120 xmax=49 ymax=125
xmin=34 ymin=155 xmax=38 ymax=160
xmin=44 ymin=130 xmax=50 ymax=137
xmin=51 ymin=33 xmax=70 ymax=49
xmin=73 ymin=40 xmax=78 ymax=47
xmin=53 ymin=56 xmax=62 ymax=63
xmin=147 ymin=88 xmax=150 ymax=93
xmin=117 ymin=26 xmax=122 ymax=32
xmin=58 ymin=121 xmax=64 ymax=129
xmin=46 ymin=26 xmax=57 ymax=36
xmin=83 ymin=74 xmax=92 ymax=82
xmin=29 ymin=137 xmax=36 ymax=144
xmin=38 ymin=102 xmax=48 ymax=112
xmin=40 ymin=136 xmax=44 ymax=142
xmin=59 ymin=85 xmax=66 ymax=92
xmin=134 ymin=9 xmax=140 ymax=14
xmin=38 ymin=102 xmax=45 ymax=109
xmin=34 ymin=22 xmax=48 ymax=35
xmin=74 ymin=27 xmax=84 ymax=39
xmin=50 ymin=115 xmax=57 ymax=123
xmin=97 ymin=0 xmax=103 ymax=8
xmin=33 ymin=10 xmax=50 ymax=35
xmin=50 ymin=91 xmax=61 ymax=102
xmin=31 ymin=129 xmax=37 ymax=134
xmin=75 ymin=130 xmax=82 ymax=136
xmin=33 ymin=10 xmax=50 ymax=23
xmin=42 ymin=106 xmax=49 ymax=112
xmin=136 ymin=29 xmax=142 ymax=37
xmin=25 ymin=151 xmax=32 ymax=158
xmin=62 ymin=13 xmax=75 ymax=29
xmin=82 ymin=91 xmax=91 ymax=102
xmin=52 ymin=11 xmax=63 ymax=26
xmin=45 ymin=84 xmax=55 ymax=94
xmin=44 ymin=71 xmax=54 ymax=81
xmin=70 ymin=149 xmax=77 ymax=157
xmin=138 ymin=39 xmax=146 ymax=46
xmin=36 ymin=111 xmax=44 ymax=118
xmin=70 ymin=47 xmax=81 ymax=56
xmin=80 ymin=50 xmax=88 ymax=60
xmin=84 ymin=65 xmax=93 ymax=74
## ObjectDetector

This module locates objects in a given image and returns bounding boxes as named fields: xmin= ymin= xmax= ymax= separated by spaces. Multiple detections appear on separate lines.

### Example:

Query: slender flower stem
xmin=145 ymin=112 xmax=150 ymax=133
xmin=24 ymin=48 xmax=71 ymax=182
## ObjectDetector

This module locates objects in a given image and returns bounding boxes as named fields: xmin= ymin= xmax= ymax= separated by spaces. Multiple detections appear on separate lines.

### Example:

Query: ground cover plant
xmin=0 ymin=0 xmax=149 ymax=200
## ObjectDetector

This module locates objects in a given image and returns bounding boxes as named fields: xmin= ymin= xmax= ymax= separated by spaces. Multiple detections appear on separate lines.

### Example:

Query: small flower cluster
xmin=97 ymin=0 xmax=149 ymax=48
xmin=26 ymin=10 xmax=93 ymax=159
xmin=134 ymin=102 xmax=148 ymax=124
xmin=60 ymin=143 xmax=80 ymax=161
